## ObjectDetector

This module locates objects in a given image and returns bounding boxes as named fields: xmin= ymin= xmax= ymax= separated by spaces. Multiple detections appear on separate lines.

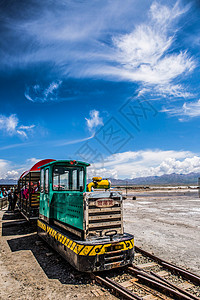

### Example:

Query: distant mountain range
xmin=108 ymin=172 xmax=200 ymax=186
xmin=1 ymin=172 xmax=200 ymax=186
xmin=0 ymin=179 xmax=17 ymax=185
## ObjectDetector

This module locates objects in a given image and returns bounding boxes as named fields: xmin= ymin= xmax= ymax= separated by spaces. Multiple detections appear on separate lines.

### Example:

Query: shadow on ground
xmin=2 ymin=210 xmax=90 ymax=285
xmin=2 ymin=210 xmax=24 ymax=220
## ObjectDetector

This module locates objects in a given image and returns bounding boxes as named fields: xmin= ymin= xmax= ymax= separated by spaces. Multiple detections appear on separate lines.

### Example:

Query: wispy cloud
xmin=25 ymin=81 xmax=62 ymax=102
xmin=162 ymin=99 xmax=200 ymax=120
xmin=0 ymin=1 xmax=195 ymax=100
xmin=88 ymin=149 xmax=200 ymax=179
xmin=0 ymin=142 xmax=33 ymax=151
xmin=85 ymin=110 xmax=103 ymax=133
xmin=108 ymin=2 xmax=194 ymax=90
xmin=55 ymin=134 xmax=95 ymax=147
xmin=0 ymin=114 xmax=35 ymax=138
xmin=154 ymin=84 xmax=193 ymax=98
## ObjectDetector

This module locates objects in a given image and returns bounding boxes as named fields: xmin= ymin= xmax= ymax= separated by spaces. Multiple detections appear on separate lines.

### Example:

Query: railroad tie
xmin=91 ymin=289 xmax=105 ymax=297
xmin=177 ymin=281 xmax=194 ymax=290
xmin=142 ymin=295 xmax=157 ymax=300
xmin=135 ymin=253 xmax=142 ymax=258
xmin=121 ymin=280 xmax=134 ymax=288
xmin=136 ymin=262 xmax=157 ymax=269
xmin=155 ymin=270 xmax=168 ymax=277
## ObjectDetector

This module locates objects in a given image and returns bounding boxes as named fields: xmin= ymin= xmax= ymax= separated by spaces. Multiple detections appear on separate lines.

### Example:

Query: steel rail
xmin=135 ymin=246 xmax=200 ymax=285
xmin=90 ymin=273 xmax=143 ymax=300
xmin=128 ymin=266 xmax=194 ymax=300
xmin=130 ymin=264 xmax=199 ymax=300
xmin=128 ymin=265 xmax=173 ymax=288
xmin=150 ymin=270 xmax=200 ymax=300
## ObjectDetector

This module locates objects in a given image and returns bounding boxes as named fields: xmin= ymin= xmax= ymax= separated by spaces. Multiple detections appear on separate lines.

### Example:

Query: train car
xmin=17 ymin=159 xmax=55 ymax=220
xmin=37 ymin=159 xmax=134 ymax=272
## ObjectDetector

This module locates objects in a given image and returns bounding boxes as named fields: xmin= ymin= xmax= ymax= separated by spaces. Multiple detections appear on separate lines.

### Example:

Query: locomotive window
xmin=79 ymin=170 xmax=84 ymax=189
xmin=72 ymin=170 xmax=77 ymax=190
xmin=41 ymin=169 xmax=44 ymax=193
xmin=60 ymin=170 xmax=69 ymax=190
xmin=53 ymin=172 xmax=59 ymax=190
xmin=53 ymin=165 xmax=84 ymax=191
xmin=45 ymin=169 xmax=49 ymax=193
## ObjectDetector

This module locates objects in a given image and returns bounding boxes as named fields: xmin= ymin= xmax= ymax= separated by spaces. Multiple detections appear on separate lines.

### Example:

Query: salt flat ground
xmin=123 ymin=189 xmax=200 ymax=274
xmin=0 ymin=188 xmax=199 ymax=299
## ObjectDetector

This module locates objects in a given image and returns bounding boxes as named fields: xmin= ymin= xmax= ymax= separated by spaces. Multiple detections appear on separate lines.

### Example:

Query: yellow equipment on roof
xmin=87 ymin=177 xmax=111 ymax=192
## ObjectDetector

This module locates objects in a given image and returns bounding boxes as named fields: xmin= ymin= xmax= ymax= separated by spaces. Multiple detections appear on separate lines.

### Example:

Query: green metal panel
xmin=50 ymin=192 xmax=84 ymax=230
xmin=39 ymin=167 xmax=50 ymax=219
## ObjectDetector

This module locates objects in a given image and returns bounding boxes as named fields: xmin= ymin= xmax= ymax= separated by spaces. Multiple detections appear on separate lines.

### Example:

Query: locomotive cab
xmin=39 ymin=160 xmax=88 ymax=239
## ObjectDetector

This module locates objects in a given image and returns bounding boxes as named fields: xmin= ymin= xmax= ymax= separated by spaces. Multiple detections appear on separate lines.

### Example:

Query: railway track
xmin=91 ymin=246 xmax=200 ymax=300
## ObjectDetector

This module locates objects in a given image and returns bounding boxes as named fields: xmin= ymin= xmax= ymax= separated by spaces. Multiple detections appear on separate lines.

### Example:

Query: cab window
xmin=60 ymin=170 xmax=69 ymax=190
xmin=72 ymin=170 xmax=77 ymax=190
xmin=53 ymin=165 xmax=84 ymax=191
xmin=45 ymin=169 xmax=49 ymax=193
xmin=79 ymin=170 xmax=84 ymax=190
xmin=41 ymin=169 xmax=44 ymax=193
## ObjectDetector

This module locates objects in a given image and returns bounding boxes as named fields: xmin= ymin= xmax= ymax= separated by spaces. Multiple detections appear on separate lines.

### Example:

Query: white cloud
xmin=25 ymin=158 xmax=40 ymax=166
xmin=0 ymin=157 xmax=42 ymax=180
xmin=0 ymin=159 xmax=9 ymax=179
xmin=56 ymin=134 xmax=95 ymax=147
xmin=85 ymin=110 xmax=103 ymax=132
xmin=79 ymin=2 xmax=195 ymax=100
xmin=88 ymin=149 xmax=200 ymax=179
xmin=6 ymin=170 xmax=19 ymax=179
xmin=0 ymin=159 xmax=19 ymax=180
xmin=162 ymin=99 xmax=200 ymax=120
xmin=19 ymin=125 xmax=35 ymax=130
xmin=1 ymin=150 xmax=200 ymax=181
xmin=151 ymin=156 xmax=200 ymax=175
xmin=150 ymin=1 xmax=189 ymax=26
xmin=154 ymin=84 xmax=193 ymax=98
xmin=25 ymin=80 xmax=62 ymax=102
xmin=0 ymin=114 xmax=35 ymax=138
xmin=0 ymin=114 xmax=18 ymax=135
xmin=110 ymin=2 xmax=194 ymax=88
xmin=44 ymin=81 xmax=62 ymax=98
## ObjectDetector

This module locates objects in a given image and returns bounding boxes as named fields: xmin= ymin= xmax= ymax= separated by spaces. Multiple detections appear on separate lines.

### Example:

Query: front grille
xmin=104 ymin=248 xmax=125 ymax=264
xmin=87 ymin=198 xmax=123 ymax=237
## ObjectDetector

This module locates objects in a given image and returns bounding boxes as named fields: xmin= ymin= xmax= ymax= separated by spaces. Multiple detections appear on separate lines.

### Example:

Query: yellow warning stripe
xmin=37 ymin=220 xmax=134 ymax=256
xmin=37 ymin=219 xmax=47 ymax=231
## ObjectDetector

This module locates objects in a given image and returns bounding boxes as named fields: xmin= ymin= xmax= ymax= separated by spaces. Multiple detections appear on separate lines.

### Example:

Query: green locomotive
xmin=18 ymin=159 xmax=134 ymax=272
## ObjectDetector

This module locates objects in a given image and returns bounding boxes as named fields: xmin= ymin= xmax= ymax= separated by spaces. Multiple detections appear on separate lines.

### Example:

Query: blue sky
xmin=0 ymin=0 xmax=200 ymax=179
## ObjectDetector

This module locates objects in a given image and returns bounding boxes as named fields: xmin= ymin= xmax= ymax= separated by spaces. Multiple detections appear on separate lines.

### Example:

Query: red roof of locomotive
xmin=19 ymin=170 xmax=28 ymax=179
xmin=19 ymin=159 xmax=56 ymax=179
xmin=29 ymin=159 xmax=56 ymax=172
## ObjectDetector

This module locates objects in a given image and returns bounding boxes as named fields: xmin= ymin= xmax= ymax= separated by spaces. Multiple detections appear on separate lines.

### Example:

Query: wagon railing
xmin=0 ymin=197 xmax=8 ymax=210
